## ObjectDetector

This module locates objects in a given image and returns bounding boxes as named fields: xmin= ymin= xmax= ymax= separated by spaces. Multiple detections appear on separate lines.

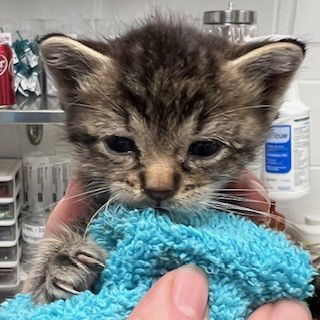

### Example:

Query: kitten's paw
xmin=22 ymin=227 xmax=107 ymax=304
xmin=45 ymin=242 xmax=106 ymax=300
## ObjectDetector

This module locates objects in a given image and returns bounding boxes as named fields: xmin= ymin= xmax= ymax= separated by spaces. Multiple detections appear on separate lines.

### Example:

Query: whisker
xmin=210 ymin=194 xmax=269 ymax=205
xmin=207 ymin=200 xmax=303 ymax=236
xmin=72 ymin=188 xmax=109 ymax=204
xmin=83 ymin=194 xmax=118 ymax=237
xmin=64 ymin=186 xmax=110 ymax=201
xmin=210 ymin=188 xmax=267 ymax=192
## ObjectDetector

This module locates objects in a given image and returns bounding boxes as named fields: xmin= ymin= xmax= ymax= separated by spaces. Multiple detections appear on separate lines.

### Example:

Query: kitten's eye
xmin=188 ymin=140 xmax=222 ymax=158
xmin=105 ymin=136 xmax=136 ymax=154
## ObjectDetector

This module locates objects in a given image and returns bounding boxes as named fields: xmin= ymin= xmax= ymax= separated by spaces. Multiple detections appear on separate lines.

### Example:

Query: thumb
xmin=44 ymin=179 xmax=95 ymax=236
xmin=128 ymin=265 xmax=209 ymax=320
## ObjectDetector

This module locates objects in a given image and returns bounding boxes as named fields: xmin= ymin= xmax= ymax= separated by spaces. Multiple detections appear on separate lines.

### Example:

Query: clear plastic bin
xmin=0 ymin=267 xmax=19 ymax=287
xmin=0 ymin=225 xmax=16 ymax=242
xmin=0 ymin=191 xmax=22 ymax=226
xmin=0 ymin=160 xmax=22 ymax=200
xmin=0 ymin=246 xmax=17 ymax=262
xmin=0 ymin=223 xmax=19 ymax=246
xmin=0 ymin=203 xmax=13 ymax=220
xmin=0 ymin=244 xmax=19 ymax=262
xmin=0 ymin=181 xmax=12 ymax=198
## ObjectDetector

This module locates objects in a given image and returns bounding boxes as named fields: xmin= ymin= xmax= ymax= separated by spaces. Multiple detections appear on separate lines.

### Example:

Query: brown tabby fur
xmin=23 ymin=18 xmax=314 ymax=310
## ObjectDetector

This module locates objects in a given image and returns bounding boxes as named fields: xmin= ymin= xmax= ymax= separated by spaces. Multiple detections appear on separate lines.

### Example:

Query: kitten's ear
xmin=39 ymin=35 xmax=113 ymax=100
xmin=227 ymin=39 xmax=305 ymax=106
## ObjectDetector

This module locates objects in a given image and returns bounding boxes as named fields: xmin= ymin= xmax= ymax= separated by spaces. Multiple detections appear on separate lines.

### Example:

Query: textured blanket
xmin=0 ymin=206 xmax=315 ymax=319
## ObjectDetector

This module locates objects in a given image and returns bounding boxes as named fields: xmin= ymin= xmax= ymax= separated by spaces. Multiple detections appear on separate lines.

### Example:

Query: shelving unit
xmin=0 ymin=160 xmax=22 ymax=291
xmin=0 ymin=97 xmax=65 ymax=124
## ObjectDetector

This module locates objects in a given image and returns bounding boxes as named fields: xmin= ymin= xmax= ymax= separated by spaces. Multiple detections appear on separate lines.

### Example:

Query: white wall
xmin=289 ymin=0 xmax=320 ymax=222
xmin=0 ymin=0 xmax=278 ymax=38
xmin=0 ymin=0 xmax=319 ymax=221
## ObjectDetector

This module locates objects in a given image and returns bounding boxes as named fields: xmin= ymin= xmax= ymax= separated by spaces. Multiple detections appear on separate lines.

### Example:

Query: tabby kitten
xmin=23 ymin=19 xmax=305 ymax=304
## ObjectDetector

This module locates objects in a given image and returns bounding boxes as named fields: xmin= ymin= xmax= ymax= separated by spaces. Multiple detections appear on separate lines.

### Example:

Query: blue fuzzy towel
xmin=0 ymin=206 xmax=316 ymax=319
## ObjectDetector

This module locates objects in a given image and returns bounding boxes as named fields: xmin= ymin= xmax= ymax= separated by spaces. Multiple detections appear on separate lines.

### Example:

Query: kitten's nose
xmin=145 ymin=188 xmax=175 ymax=201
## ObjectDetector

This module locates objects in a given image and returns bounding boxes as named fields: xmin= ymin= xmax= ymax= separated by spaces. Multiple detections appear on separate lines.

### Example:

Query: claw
xmin=55 ymin=281 xmax=81 ymax=295
xmin=77 ymin=253 xmax=105 ymax=271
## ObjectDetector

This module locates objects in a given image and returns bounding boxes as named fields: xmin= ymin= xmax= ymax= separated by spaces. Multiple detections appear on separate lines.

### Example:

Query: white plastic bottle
xmin=264 ymin=81 xmax=310 ymax=200
xmin=290 ymin=215 xmax=320 ymax=265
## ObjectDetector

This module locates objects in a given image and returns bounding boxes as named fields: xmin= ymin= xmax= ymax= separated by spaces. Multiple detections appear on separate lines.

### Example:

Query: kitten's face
xmin=40 ymin=21 xmax=304 ymax=212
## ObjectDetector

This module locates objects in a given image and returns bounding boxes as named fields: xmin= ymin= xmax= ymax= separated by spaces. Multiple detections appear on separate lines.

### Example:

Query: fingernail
xmin=249 ymin=180 xmax=269 ymax=202
xmin=270 ymin=300 xmax=312 ymax=320
xmin=249 ymin=180 xmax=271 ymax=214
xmin=172 ymin=265 xmax=209 ymax=320
xmin=203 ymin=307 xmax=210 ymax=320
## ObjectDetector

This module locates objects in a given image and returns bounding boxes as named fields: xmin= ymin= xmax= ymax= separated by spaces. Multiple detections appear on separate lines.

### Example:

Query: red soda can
xmin=0 ymin=44 xmax=15 ymax=108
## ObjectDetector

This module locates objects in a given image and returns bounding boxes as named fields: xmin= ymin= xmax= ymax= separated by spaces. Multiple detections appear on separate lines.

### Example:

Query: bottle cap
xmin=305 ymin=214 xmax=320 ymax=226
xmin=203 ymin=2 xmax=257 ymax=25
xmin=279 ymin=79 xmax=309 ymax=115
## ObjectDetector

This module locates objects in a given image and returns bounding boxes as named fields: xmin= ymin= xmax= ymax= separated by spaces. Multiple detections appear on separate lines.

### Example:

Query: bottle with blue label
xmin=264 ymin=81 xmax=310 ymax=200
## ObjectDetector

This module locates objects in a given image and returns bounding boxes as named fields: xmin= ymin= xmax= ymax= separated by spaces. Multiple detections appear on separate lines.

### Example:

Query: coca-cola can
xmin=0 ymin=44 xmax=15 ymax=108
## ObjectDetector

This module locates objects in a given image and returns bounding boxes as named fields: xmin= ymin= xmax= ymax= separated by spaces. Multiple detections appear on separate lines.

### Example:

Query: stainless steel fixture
xmin=203 ymin=2 xmax=257 ymax=42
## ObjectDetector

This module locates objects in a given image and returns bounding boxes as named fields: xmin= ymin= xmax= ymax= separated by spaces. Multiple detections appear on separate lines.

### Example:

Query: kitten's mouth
xmin=152 ymin=199 xmax=174 ymax=210
xmin=146 ymin=202 xmax=180 ymax=216
xmin=154 ymin=200 xmax=162 ymax=208
xmin=122 ymin=199 xmax=176 ymax=213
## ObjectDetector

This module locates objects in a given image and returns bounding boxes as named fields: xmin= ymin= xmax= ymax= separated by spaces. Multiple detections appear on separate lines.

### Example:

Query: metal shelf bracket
xmin=26 ymin=124 xmax=43 ymax=145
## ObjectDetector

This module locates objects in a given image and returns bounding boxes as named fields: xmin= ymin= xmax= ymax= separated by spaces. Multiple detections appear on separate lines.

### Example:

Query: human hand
xmin=227 ymin=170 xmax=285 ymax=230
xmin=127 ymin=265 xmax=312 ymax=320
xmin=44 ymin=179 xmax=95 ymax=236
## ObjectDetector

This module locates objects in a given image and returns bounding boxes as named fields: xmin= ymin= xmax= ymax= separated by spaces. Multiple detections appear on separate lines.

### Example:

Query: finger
xmin=128 ymin=265 xmax=209 ymax=320
xmin=228 ymin=171 xmax=271 ymax=225
xmin=248 ymin=300 xmax=312 ymax=320
xmin=230 ymin=171 xmax=286 ymax=230
xmin=243 ymin=178 xmax=271 ymax=223
xmin=44 ymin=180 xmax=93 ymax=236
xmin=230 ymin=171 xmax=270 ymax=211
